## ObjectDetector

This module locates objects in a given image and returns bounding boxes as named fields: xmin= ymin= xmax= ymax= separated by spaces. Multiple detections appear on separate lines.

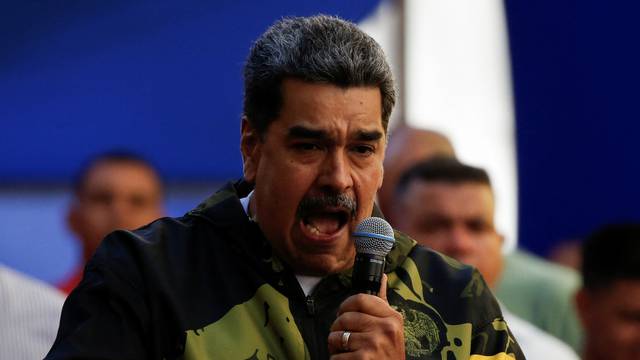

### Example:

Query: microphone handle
xmin=352 ymin=252 xmax=386 ymax=295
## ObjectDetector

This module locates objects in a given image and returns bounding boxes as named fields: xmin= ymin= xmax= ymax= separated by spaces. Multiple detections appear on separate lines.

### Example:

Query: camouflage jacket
xmin=47 ymin=181 xmax=524 ymax=360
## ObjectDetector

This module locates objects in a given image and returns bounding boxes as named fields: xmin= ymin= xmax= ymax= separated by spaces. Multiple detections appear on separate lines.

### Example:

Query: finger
xmin=330 ymin=353 xmax=355 ymax=360
xmin=327 ymin=331 xmax=343 ymax=354
xmin=327 ymin=330 xmax=360 ymax=354
xmin=330 ymin=311 xmax=403 ymax=340
xmin=337 ymin=293 xmax=393 ymax=318
xmin=379 ymin=273 xmax=388 ymax=302
xmin=330 ymin=311 xmax=378 ymax=333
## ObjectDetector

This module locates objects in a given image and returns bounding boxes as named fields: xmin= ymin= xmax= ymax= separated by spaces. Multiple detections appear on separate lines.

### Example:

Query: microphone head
xmin=353 ymin=217 xmax=395 ymax=257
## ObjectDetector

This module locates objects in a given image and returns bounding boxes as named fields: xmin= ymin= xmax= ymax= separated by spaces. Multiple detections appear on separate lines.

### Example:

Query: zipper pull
xmin=305 ymin=296 xmax=316 ymax=315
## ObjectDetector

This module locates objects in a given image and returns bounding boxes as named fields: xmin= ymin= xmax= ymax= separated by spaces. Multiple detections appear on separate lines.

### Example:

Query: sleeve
xmin=469 ymin=317 xmax=526 ymax=359
xmin=466 ymin=269 xmax=526 ymax=359
xmin=45 ymin=234 xmax=153 ymax=360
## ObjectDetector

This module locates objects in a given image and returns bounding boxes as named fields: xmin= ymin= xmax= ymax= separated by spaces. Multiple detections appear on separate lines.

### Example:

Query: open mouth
xmin=301 ymin=208 xmax=350 ymax=238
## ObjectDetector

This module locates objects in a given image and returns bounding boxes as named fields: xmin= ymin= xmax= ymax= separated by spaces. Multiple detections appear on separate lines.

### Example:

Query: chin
xmin=293 ymin=254 xmax=354 ymax=276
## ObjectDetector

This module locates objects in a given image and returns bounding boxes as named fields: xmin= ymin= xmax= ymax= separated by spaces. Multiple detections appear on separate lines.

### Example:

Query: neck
xmin=82 ymin=247 xmax=94 ymax=263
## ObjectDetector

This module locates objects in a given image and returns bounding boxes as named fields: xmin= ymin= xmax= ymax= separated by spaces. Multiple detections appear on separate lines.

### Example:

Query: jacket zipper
xmin=305 ymin=296 xmax=316 ymax=315
xmin=302 ymin=294 xmax=320 ymax=359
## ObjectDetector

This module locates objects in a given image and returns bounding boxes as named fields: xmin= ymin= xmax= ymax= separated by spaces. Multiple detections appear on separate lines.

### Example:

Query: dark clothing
xmin=47 ymin=182 xmax=524 ymax=359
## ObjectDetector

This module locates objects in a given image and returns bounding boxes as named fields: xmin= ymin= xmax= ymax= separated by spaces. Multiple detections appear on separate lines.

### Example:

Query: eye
xmin=467 ymin=219 xmax=489 ymax=233
xmin=292 ymin=142 xmax=322 ymax=152
xmin=87 ymin=191 xmax=113 ymax=206
xmin=421 ymin=218 xmax=449 ymax=233
xmin=351 ymin=144 xmax=375 ymax=156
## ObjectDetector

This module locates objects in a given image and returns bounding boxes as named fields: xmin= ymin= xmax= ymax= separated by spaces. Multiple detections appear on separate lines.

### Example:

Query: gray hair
xmin=243 ymin=15 xmax=396 ymax=135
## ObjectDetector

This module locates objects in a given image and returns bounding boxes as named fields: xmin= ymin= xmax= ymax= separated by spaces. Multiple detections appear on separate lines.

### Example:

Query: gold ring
xmin=341 ymin=331 xmax=351 ymax=351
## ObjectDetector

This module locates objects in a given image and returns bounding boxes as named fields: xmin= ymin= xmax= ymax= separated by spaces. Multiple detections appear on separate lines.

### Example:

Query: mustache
xmin=296 ymin=193 xmax=357 ymax=219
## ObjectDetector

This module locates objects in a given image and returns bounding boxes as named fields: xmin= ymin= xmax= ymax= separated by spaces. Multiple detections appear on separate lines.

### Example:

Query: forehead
xmin=273 ymin=78 xmax=384 ymax=134
xmin=594 ymin=280 xmax=640 ymax=303
xmin=404 ymin=181 xmax=495 ymax=217
xmin=80 ymin=160 xmax=161 ymax=194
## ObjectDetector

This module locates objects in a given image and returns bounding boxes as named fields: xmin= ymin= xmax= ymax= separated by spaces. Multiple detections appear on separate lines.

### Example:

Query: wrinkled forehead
xmin=274 ymin=79 xmax=386 ymax=137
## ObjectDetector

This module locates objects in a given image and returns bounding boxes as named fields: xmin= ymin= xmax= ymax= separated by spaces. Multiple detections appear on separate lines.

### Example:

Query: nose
xmin=445 ymin=225 xmax=475 ymax=258
xmin=317 ymin=150 xmax=353 ymax=192
xmin=109 ymin=199 xmax=135 ymax=230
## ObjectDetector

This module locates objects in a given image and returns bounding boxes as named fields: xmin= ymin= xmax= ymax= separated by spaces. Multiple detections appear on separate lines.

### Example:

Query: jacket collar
xmin=187 ymin=180 xmax=252 ymax=227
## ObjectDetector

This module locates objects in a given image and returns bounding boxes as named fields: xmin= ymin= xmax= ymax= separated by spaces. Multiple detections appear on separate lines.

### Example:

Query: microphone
xmin=352 ymin=217 xmax=395 ymax=296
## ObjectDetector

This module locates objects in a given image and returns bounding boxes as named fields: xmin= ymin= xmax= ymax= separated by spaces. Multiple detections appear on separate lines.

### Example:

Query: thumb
xmin=379 ymin=273 xmax=388 ymax=302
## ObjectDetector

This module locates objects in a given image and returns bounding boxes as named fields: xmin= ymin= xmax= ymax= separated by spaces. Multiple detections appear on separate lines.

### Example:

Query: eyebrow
xmin=287 ymin=125 xmax=328 ymax=140
xmin=355 ymin=130 xmax=383 ymax=142
xmin=287 ymin=126 xmax=383 ymax=142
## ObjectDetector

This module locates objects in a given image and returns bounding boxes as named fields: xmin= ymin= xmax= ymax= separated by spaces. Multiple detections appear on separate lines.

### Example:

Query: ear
xmin=240 ymin=117 xmax=262 ymax=183
xmin=67 ymin=204 xmax=83 ymax=238
xmin=377 ymin=165 xmax=384 ymax=191
xmin=377 ymin=140 xmax=386 ymax=191
xmin=575 ymin=288 xmax=592 ymax=328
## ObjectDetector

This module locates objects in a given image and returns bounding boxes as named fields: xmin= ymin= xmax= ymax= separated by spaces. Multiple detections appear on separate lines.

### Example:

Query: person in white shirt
xmin=0 ymin=264 xmax=64 ymax=360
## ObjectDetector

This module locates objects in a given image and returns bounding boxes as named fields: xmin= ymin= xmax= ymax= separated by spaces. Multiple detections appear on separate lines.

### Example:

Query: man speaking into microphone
xmin=47 ymin=15 xmax=523 ymax=359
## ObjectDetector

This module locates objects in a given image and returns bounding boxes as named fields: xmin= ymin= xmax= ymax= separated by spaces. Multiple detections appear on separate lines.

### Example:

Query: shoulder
xmin=0 ymin=265 xmax=65 ymax=313
xmin=501 ymin=249 xmax=580 ymax=290
xmin=91 ymin=215 xmax=198 ymax=270
xmin=0 ymin=265 xmax=64 ymax=340
xmin=502 ymin=308 xmax=580 ymax=360
xmin=390 ymin=230 xmax=479 ymax=293
xmin=387 ymin=231 xmax=501 ymax=326
xmin=93 ymin=181 xmax=247 ymax=269
xmin=0 ymin=266 xmax=64 ymax=360
xmin=83 ymin=184 xmax=250 ymax=293
xmin=386 ymin=233 xmax=525 ymax=359
xmin=496 ymin=249 xmax=580 ymax=311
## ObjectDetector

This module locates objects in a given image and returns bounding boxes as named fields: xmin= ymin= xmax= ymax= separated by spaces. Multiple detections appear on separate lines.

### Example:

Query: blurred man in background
xmin=59 ymin=151 xmax=165 ymax=294
xmin=392 ymin=157 xmax=580 ymax=359
xmin=576 ymin=223 xmax=640 ymax=360
xmin=380 ymin=125 xmax=583 ymax=351
xmin=378 ymin=125 xmax=455 ymax=224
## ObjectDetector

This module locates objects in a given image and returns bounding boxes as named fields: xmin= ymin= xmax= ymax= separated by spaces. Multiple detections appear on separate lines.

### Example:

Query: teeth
xmin=305 ymin=223 xmax=320 ymax=234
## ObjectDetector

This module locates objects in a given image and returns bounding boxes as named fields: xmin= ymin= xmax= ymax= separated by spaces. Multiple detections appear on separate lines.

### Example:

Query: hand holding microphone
xmin=328 ymin=217 xmax=405 ymax=359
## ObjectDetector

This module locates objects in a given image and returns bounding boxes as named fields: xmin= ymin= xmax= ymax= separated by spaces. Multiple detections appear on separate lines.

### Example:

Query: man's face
xmin=394 ymin=181 xmax=503 ymax=286
xmin=577 ymin=280 xmax=640 ymax=360
xmin=241 ymin=78 xmax=386 ymax=276
xmin=69 ymin=160 xmax=164 ymax=258
xmin=379 ymin=128 xmax=454 ymax=221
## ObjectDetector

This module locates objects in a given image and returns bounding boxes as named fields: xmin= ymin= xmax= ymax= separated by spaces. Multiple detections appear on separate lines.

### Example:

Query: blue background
xmin=505 ymin=1 xmax=640 ymax=255
xmin=1 ymin=0 xmax=379 ymax=183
